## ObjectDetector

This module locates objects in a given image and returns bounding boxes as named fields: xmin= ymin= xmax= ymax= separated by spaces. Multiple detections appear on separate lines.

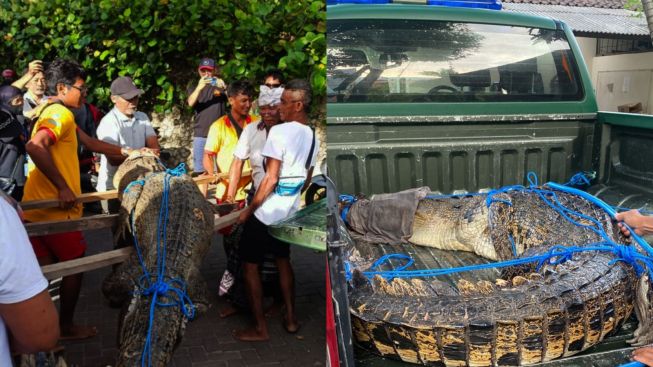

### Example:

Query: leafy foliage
xmin=0 ymin=0 xmax=326 ymax=114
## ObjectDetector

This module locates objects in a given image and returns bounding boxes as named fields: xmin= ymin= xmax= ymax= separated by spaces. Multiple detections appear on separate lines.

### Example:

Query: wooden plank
xmin=39 ymin=210 xmax=244 ymax=279
xmin=214 ymin=210 xmax=242 ymax=231
xmin=25 ymin=214 xmax=119 ymax=236
xmin=41 ymin=247 xmax=134 ymax=280
xmin=20 ymin=171 xmax=251 ymax=211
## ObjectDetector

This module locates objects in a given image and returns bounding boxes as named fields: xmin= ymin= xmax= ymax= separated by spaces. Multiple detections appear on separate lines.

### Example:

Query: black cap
xmin=110 ymin=77 xmax=144 ymax=99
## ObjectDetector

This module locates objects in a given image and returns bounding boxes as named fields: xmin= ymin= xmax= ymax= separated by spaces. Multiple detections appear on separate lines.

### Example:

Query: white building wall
xmin=576 ymin=36 xmax=653 ymax=114
xmin=576 ymin=37 xmax=596 ymax=77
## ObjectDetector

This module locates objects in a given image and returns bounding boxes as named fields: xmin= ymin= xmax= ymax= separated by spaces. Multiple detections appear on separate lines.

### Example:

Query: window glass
xmin=328 ymin=19 xmax=583 ymax=103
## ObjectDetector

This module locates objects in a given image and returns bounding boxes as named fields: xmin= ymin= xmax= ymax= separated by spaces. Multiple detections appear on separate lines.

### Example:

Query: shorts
xmin=192 ymin=137 xmax=207 ymax=174
xmin=30 ymin=231 xmax=87 ymax=261
xmin=239 ymin=215 xmax=290 ymax=264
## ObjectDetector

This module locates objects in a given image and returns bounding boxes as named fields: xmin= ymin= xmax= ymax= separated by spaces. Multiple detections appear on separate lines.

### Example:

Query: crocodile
xmin=101 ymin=152 xmax=214 ymax=366
xmin=345 ymin=186 xmax=653 ymax=366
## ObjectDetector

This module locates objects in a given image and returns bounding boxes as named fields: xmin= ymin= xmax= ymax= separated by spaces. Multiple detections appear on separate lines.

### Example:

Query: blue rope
xmin=354 ymin=171 xmax=653 ymax=285
xmin=363 ymin=242 xmax=653 ymax=280
xmin=126 ymin=163 xmax=195 ymax=367
xmin=339 ymin=194 xmax=356 ymax=224
xmin=564 ymin=171 xmax=595 ymax=187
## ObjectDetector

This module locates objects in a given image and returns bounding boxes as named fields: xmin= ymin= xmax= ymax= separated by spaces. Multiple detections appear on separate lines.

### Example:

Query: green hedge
xmin=0 ymin=0 xmax=326 ymax=114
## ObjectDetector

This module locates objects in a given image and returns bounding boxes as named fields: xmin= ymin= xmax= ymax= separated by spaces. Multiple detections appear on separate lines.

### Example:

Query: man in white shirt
xmin=96 ymin=76 xmax=160 ymax=213
xmin=234 ymin=80 xmax=318 ymax=341
xmin=0 ymin=191 xmax=59 ymax=363
xmin=221 ymin=85 xmax=284 ymax=317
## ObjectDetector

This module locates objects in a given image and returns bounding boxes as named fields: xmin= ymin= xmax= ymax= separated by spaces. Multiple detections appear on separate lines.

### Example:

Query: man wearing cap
xmin=187 ymin=57 xmax=226 ymax=177
xmin=1 ymin=69 xmax=16 ymax=86
xmin=96 ymin=76 xmax=160 ymax=213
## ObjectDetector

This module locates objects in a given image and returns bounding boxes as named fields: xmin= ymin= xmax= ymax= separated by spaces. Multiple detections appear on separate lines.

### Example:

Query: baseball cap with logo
xmin=110 ymin=76 xmax=144 ymax=100
xmin=198 ymin=58 xmax=216 ymax=71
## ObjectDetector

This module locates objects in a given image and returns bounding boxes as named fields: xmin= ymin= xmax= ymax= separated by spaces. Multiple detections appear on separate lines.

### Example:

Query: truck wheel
xmin=305 ymin=183 xmax=326 ymax=205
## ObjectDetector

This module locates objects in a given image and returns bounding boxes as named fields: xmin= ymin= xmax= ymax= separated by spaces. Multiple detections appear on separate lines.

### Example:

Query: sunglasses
xmin=265 ymin=83 xmax=282 ymax=88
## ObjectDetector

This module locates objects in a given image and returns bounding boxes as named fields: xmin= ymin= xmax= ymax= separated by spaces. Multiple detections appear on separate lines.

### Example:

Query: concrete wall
xmin=576 ymin=36 xmax=653 ymax=114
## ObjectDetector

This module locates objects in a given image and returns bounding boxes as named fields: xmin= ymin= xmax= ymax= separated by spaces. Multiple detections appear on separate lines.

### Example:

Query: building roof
xmin=503 ymin=3 xmax=650 ymax=37
xmin=504 ymin=0 xmax=626 ymax=9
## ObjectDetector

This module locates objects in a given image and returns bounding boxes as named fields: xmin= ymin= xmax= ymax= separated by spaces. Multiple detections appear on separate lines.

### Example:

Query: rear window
xmin=327 ymin=19 xmax=584 ymax=103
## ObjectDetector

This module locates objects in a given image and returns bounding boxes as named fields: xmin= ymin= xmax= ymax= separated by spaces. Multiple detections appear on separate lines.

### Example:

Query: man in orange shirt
xmin=202 ymin=80 xmax=256 ymax=202
xmin=23 ymin=59 xmax=135 ymax=340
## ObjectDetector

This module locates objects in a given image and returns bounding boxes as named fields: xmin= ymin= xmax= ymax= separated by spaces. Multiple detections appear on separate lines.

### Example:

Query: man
xmin=250 ymin=69 xmax=285 ymax=116
xmin=202 ymin=80 xmax=255 ymax=201
xmin=23 ymin=59 xmax=135 ymax=340
xmin=234 ymin=79 xmax=318 ymax=341
xmin=96 ymin=76 xmax=160 ymax=213
xmin=1 ymin=69 xmax=16 ymax=86
xmin=0 ymin=191 xmax=59 ymax=362
xmin=221 ymin=85 xmax=285 ymax=318
xmin=187 ymin=57 xmax=226 ymax=176
xmin=10 ymin=60 xmax=47 ymax=118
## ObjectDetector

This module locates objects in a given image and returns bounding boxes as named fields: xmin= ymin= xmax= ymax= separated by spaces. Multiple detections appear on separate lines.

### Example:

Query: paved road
xmin=59 ymin=228 xmax=326 ymax=367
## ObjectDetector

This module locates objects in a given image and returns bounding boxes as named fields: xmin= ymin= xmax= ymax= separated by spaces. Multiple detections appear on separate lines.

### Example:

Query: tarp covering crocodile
xmin=102 ymin=153 xmax=214 ymax=366
xmin=343 ymin=181 xmax=653 ymax=366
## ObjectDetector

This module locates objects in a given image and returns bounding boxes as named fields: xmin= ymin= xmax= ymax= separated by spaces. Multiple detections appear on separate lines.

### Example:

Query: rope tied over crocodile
xmin=125 ymin=163 xmax=196 ymax=367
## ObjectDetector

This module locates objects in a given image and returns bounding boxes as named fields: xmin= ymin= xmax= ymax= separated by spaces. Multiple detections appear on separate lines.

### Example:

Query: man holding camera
xmin=187 ymin=57 xmax=226 ymax=177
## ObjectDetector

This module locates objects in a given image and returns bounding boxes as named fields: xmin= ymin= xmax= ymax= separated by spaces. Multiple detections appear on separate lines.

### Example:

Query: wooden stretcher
xmin=20 ymin=171 xmax=250 ymax=280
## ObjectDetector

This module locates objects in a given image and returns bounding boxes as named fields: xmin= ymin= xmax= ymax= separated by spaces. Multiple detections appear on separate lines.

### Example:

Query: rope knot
xmin=610 ymin=244 xmax=645 ymax=276
xmin=166 ymin=163 xmax=186 ymax=177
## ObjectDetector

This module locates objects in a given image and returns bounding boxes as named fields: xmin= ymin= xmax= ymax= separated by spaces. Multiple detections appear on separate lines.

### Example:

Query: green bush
xmin=0 ymin=0 xmax=326 ymax=114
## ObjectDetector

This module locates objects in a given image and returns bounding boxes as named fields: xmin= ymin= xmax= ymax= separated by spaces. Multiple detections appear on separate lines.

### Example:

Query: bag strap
xmin=227 ymin=112 xmax=244 ymax=138
xmin=305 ymin=127 xmax=316 ymax=170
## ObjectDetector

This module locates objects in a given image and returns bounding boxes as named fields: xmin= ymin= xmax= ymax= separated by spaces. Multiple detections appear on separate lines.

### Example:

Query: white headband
xmin=258 ymin=85 xmax=284 ymax=107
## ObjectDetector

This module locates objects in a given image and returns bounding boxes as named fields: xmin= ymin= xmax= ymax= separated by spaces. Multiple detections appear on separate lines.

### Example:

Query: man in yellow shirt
xmin=202 ymin=80 xmax=257 ymax=202
xmin=23 ymin=59 xmax=134 ymax=340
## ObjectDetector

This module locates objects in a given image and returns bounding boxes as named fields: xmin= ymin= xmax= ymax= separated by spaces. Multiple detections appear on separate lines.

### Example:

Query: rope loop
xmin=370 ymin=254 xmax=414 ymax=272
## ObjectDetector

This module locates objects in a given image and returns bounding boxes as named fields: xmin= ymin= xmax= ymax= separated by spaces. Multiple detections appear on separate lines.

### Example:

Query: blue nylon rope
xmin=126 ymin=163 xmax=195 ymax=367
xmin=353 ymin=172 xmax=653 ymax=285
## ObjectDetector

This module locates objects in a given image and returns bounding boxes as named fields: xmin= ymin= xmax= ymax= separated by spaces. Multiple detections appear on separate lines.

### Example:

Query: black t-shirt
xmin=187 ymin=85 xmax=227 ymax=138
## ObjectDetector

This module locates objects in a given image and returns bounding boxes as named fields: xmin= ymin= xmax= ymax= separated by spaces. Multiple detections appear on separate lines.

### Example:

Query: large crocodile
xmin=102 ymin=153 xmax=214 ymax=366
xmin=345 ymin=186 xmax=653 ymax=366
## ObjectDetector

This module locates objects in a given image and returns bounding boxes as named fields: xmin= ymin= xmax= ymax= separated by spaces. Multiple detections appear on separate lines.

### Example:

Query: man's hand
xmin=237 ymin=206 xmax=253 ymax=224
xmin=58 ymin=186 xmax=77 ymax=210
xmin=27 ymin=60 xmax=43 ymax=77
xmin=196 ymin=77 xmax=212 ymax=91
xmin=215 ymin=77 xmax=226 ymax=89
xmin=138 ymin=147 xmax=160 ymax=156
xmin=615 ymin=209 xmax=648 ymax=237
xmin=633 ymin=346 xmax=653 ymax=366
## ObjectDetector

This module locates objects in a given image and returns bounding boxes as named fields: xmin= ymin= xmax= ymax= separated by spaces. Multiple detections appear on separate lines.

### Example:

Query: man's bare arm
xmin=11 ymin=60 xmax=42 ymax=90
xmin=226 ymin=158 xmax=245 ymax=203
xmin=146 ymin=135 xmax=161 ymax=152
xmin=0 ymin=289 xmax=59 ymax=353
xmin=77 ymin=128 xmax=129 ymax=157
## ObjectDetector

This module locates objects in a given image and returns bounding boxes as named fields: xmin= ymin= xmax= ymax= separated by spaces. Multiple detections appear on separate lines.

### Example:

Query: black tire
xmin=305 ymin=183 xmax=326 ymax=205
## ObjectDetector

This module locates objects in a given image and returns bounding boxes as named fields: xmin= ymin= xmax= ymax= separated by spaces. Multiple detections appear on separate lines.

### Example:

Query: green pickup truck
xmin=326 ymin=2 xmax=653 ymax=367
